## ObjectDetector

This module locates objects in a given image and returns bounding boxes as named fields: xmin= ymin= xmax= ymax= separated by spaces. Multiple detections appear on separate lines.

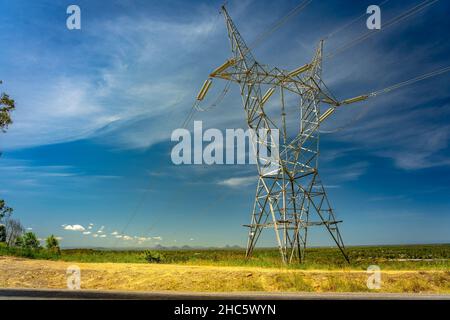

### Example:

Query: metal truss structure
xmin=197 ymin=6 xmax=369 ymax=264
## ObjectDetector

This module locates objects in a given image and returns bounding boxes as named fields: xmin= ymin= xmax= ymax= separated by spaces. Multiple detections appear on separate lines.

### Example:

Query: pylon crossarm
xmin=210 ymin=69 xmax=314 ymax=92
xmin=306 ymin=220 xmax=343 ymax=226
xmin=210 ymin=61 xmax=338 ymax=102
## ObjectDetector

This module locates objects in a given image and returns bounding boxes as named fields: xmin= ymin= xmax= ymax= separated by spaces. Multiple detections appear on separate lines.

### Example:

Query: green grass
xmin=1 ymin=243 xmax=448 ymax=270
xmin=0 ymin=244 xmax=60 ymax=260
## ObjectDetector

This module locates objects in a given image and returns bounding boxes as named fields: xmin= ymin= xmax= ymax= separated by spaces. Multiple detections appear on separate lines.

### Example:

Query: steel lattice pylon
xmin=202 ymin=6 xmax=360 ymax=264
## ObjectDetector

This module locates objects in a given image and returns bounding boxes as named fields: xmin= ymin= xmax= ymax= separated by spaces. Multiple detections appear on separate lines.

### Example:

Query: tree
xmin=0 ymin=201 xmax=13 ymax=244
xmin=5 ymin=218 xmax=24 ymax=246
xmin=1 ymin=80 xmax=16 ymax=243
xmin=0 ymin=224 xmax=6 ymax=243
xmin=0 ymin=81 xmax=17 ymax=246
xmin=46 ymin=235 xmax=61 ymax=254
xmin=21 ymin=232 xmax=40 ymax=250
xmin=0 ymin=199 xmax=13 ymax=222
xmin=0 ymin=80 xmax=15 ymax=132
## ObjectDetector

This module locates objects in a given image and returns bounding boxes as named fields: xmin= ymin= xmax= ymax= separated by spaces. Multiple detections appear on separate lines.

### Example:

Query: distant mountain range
xmin=62 ymin=244 xmax=243 ymax=251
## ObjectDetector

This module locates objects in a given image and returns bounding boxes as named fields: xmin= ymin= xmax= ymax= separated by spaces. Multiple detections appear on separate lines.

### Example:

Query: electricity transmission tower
xmin=196 ymin=6 xmax=369 ymax=264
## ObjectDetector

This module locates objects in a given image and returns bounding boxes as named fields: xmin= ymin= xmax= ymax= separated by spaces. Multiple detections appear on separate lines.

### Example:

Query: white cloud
xmin=0 ymin=162 xmax=121 ymax=195
xmin=0 ymin=78 xmax=106 ymax=150
xmin=93 ymin=234 xmax=98 ymax=238
xmin=63 ymin=224 xmax=85 ymax=232
xmin=99 ymin=234 xmax=107 ymax=238
xmin=218 ymin=176 xmax=256 ymax=188
xmin=1 ymin=0 xmax=448 ymax=180
xmin=331 ymin=102 xmax=450 ymax=170
xmin=152 ymin=236 xmax=162 ymax=241
xmin=325 ymin=161 xmax=369 ymax=183
xmin=111 ymin=231 xmax=119 ymax=235
xmin=0 ymin=10 xmax=220 ymax=151
xmin=123 ymin=235 xmax=133 ymax=241
xmin=82 ymin=231 xmax=91 ymax=235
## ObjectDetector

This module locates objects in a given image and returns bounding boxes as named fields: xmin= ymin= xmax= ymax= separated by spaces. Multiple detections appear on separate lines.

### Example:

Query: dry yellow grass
xmin=0 ymin=256 xmax=448 ymax=293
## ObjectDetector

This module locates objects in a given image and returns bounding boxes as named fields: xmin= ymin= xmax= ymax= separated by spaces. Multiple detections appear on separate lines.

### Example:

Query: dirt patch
xmin=0 ymin=256 xmax=448 ymax=293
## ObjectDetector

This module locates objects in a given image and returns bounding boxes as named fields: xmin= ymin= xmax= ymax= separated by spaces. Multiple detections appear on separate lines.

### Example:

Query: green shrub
xmin=21 ymin=232 xmax=40 ymax=249
xmin=14 ymin=236 xmax=23 ymax=247
xmin=46 ymin=235 xmax=61 ymax=255
xmin=143 ymin=250 xmax=164 ymax=263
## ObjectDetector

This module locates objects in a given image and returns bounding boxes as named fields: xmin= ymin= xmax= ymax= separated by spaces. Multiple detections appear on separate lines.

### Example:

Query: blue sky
xmin=0 ymin=0 xmax=449 ymax=248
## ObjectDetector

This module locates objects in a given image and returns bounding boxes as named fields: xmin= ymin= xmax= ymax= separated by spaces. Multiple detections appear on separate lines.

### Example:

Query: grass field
xmin=1 ymin=244 xmax=448 ymax=293
xmin=2 ymin=244 xmax=449 ymax=270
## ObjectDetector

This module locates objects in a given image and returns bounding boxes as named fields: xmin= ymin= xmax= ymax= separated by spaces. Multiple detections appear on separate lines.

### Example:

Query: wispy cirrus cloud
xmin=0 ymin=159 xmax=122 ymax=196
xmin=332 ymin=102 xmax=450 ymax=170
xmin=0 ymin=5 xmax=222 ymax=151
xmin=217 ymin=176 xmax=256 ymax=188
xmin=1 ymin=0 xmax=448 ymax=179
xmin=324 ymin=161 xmax=370 ymax=183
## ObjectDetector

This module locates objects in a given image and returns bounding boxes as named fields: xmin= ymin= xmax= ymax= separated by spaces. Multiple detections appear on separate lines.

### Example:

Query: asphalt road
xmin=0 ymin=288 xmax=449 ymax=300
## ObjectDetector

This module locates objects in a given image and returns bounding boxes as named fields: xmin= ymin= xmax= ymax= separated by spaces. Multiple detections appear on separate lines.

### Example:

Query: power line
xmin=248 ymin=0 xmax=313 ymax=52
xmin=192 ymin=0 xmax=316 ymax=116
xmin=195 ymin=80 xmax=232 ymax=112
xmin=326 ymin=0 xmax=440 ymax=59
xmin=113 ymin=10 xmax=225 ymax=246
xmin=369 ymin=65 xmax=450 ymax=97
xmin=323 ymin=0 xmax=390 ymax=40
xmin=194 ymin=0 xmax=314 ymax=115
xmin=320 ymin=64 xmax=450 ymax=134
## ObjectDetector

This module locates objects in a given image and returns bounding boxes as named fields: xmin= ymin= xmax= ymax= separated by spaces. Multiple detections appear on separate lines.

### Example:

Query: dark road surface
xmin=0 ymin=288 xmax=449 ymax=300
